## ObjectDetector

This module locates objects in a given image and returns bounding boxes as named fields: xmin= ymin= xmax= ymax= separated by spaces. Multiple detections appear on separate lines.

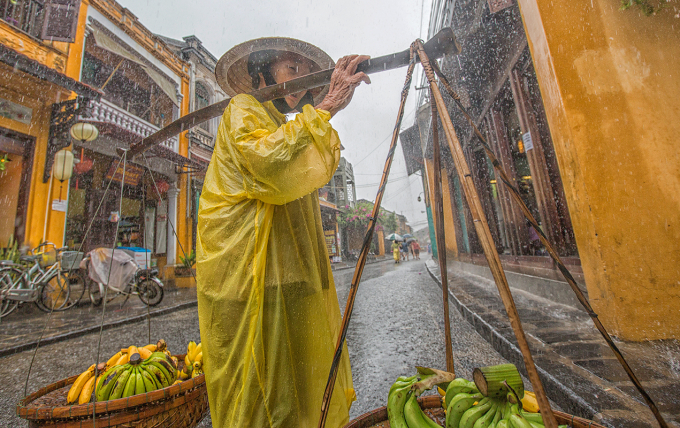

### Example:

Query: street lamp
xmin=417 ymin=191 xmax=425 ymax=202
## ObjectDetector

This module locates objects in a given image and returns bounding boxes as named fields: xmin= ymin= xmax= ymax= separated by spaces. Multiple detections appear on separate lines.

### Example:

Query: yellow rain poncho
xmin=197 ymin=94 xmax=355 ymax=428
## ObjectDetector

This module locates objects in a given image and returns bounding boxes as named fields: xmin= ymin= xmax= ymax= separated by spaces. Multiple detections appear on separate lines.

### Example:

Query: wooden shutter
xmin=41 ymin=0 xmax=81 ymax=43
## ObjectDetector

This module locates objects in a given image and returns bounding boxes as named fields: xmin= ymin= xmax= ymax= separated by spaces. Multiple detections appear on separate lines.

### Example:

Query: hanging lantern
xmin=53 ymin=149 xmax=74 ymax=182
xmin=70 ymin=122 xmax=99 ymax=142
xmin=74 ymin=153 xmax=93 ymax=174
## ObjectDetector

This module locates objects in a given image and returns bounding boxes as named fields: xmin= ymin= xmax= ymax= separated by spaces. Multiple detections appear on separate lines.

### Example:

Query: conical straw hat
xmin=215 ymin=37 xmax=335 ymax=105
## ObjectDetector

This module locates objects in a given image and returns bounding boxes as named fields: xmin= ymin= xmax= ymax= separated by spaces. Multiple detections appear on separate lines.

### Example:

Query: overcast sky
xmin=117 ymin=0 xmax=432 ymax=231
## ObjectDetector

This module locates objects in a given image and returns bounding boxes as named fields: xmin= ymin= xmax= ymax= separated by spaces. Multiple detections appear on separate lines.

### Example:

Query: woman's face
xmin=260 ymin=54 xmax=313 ymax=109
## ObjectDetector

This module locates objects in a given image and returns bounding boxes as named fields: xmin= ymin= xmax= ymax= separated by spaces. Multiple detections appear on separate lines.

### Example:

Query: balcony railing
xmin=1 ymin=0 xmax=44 ymax=39
xmin=188 ymin=129 xmax=215 ymax=149
xmin=81 ymin=98 xmax=178 ymax=153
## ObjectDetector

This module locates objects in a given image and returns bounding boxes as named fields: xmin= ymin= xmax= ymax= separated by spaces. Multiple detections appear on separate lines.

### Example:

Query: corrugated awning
xmin=0 ymin=44 xmax=101 ymax=100
xmin=399 ymin=124 xmax=424 ymax=176
xmin=90 ymin=27 xmax=179 ymax=106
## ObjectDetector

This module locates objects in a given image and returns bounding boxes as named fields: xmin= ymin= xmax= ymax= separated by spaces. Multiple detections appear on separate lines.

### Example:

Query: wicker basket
xmin=59 ymin=251 xmax=84 ymax=271
xmin=343 ymin=395 xmax=607 ymax=428
xmin=16 ymin=354 xmax=208 ymax=428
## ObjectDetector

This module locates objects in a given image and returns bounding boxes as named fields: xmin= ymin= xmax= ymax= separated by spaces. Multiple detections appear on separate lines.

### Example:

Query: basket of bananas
xmin=16 ymin=339 xmax=208 ymax=428
xmin=344 ymin=364 xmax=608 ymax=428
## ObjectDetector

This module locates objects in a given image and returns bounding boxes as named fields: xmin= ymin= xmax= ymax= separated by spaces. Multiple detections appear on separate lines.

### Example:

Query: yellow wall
xmin=517 ymin=0 xmax=680 ymax=340
xmin=424 ymin=159 xmax=459 ymax=259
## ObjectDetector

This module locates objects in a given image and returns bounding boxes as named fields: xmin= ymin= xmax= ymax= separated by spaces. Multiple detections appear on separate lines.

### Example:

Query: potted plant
xmin=175 ymin=250 xmax=196 ymax=287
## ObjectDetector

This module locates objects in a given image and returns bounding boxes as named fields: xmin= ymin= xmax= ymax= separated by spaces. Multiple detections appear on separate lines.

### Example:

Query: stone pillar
xmin=166 ymin=185 xmax=179 ymax=266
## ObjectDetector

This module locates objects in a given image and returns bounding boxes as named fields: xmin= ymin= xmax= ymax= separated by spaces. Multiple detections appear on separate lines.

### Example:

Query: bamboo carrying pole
xmin=317 ymin=47 xmax=419 ymax=428
xmin=427 ymin=60 xmax=669 ymax=428
xmin=429 ymin=99 xmax=455 ymax=374
xmin=415 ymin=40 xmax=559 ymax=428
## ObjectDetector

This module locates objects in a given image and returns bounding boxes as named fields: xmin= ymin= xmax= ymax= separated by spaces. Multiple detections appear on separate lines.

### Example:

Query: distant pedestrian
xmin=391 ymin=240 xmax=401 ymax=264
xmin=401 ymin=240 xmax=409 ymax=261
xmin=412 ymin=240 xmax=421 ymax=260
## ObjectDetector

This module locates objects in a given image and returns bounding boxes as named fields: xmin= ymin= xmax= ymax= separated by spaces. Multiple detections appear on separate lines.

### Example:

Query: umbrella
xmin=402 ymin=234 xmax=413 ymax=239
xmin=406 ymin=238 xmax=416 ymax=243
xmin=386 ymin=233 xmax=403 ymax=241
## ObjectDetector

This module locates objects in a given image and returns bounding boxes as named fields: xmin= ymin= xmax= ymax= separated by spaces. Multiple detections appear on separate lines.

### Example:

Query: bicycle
xmin=0 ymin=243 xmax=86 ymax=318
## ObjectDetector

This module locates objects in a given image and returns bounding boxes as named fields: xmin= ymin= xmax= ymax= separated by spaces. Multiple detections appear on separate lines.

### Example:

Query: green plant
xmin=0 ymin=235 xmax=19 ymax=264
xmin=179 ymin=249 xmax=196 ymax=269
xmin=620 ymin=0 xmax=677 ymax=16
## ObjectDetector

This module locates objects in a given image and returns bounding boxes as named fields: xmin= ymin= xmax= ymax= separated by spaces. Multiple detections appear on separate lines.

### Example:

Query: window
xmin=195 ymin=82 xmax=210 ymax=132
xmin=0 ymin=0 xmax=45 ymax=39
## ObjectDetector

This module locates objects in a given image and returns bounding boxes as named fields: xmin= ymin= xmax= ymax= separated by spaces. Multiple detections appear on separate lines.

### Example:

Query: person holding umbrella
xmin=391 ymin=239 xmax=401 ymax=264
xmin=197 ymin=36 xmax=370 ymax=428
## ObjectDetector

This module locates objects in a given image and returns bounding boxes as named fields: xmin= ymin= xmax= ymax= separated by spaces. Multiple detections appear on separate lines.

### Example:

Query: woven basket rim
xmin=17 ymin=353 xmax=205 ymax=421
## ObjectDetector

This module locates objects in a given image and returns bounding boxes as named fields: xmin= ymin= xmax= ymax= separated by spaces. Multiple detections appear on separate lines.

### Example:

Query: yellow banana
xmin=79 ymin=375 xmax=96 ymax=404
xmin=194 ymin=352 xmax=203 ymax=368
xmin=143 ymin=343 xmax=157 ymax=352
xmin=156 ymin=339 xmax=167 ymax=352
xmin=521 ymin=391 xmax=539 ymax=413
xmin=127 ymin=345 xmax=139 ymax=356
xmin=173 ymin=379 xmax=182 ymax=385
xmin=185 ymin=354 xmax=192 ymax=367
xmin=187 ymin=341 xmax=196 ymax=359
xmin=106 ymin=351 xmax=123 ymax=368
xmin=138 ymin=347 xmax=152 ymax=360
xmin=191 ymin=366 xmax=204 ymax=378
xmin=192 ymin=343 xmax=202 ymax=361
xmin=114 ymin=352 xmax=130 ymax=367
xmin=67 ymin=365 xmax=95 ymax=403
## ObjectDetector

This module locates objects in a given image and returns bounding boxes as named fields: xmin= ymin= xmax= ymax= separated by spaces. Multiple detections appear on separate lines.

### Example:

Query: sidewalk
xmin=330 ymin=255 xmax=392 ymax=271
xmin=0 ymin=287 xmax=198 ymax=358
xmin=426 ymin=258 xmax=679 ymax=428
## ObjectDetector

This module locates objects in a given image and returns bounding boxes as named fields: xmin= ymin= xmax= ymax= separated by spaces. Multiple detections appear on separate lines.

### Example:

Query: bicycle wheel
xmin=137 ymin=278 xmax=164 ymax=307
xmin=38 ymin=272 xmax=70 ymax=311
xmin=89 ymin=281 xmax=103 ymax=306
xmin=0 ymin=267 xmax=24 ymax=318
xmin=60 ymin=270 xmax=86 ymax=310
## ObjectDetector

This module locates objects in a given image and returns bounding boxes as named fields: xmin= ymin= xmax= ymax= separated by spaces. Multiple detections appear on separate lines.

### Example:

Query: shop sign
xmin=106 ymin=161 xmax=144 ymax=186
xmin=0 ymin=97 xmax=32 ymax=125
xmin=522 ymin=132 xmax=534 ymax=151
xmin=51 ymin=199 xmax=67 ymax=212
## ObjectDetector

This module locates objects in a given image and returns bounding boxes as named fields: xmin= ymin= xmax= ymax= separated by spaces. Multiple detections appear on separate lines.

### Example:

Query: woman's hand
xmin=316 ymin=54 xmax=371 ymax=117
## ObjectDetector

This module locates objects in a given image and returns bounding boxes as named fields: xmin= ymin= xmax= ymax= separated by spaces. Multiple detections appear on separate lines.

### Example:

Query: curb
xmin=0 ymin=300 xmax=198 ymax=359
xmin=425 ymin=262 xmax=604 ymax=424
xmin=331 ymin=257 xmax=393 ymax=272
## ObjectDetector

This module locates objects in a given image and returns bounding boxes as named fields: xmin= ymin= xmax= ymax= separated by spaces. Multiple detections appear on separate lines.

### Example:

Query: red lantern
xmin=155 ymin=180 xmax=170 ymax=194
xmin=74 ymin=155 xmax=93 ymax=174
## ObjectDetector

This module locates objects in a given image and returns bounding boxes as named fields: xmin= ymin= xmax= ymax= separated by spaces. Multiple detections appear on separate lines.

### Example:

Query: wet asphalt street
xmin=0 ymin=256 xmax=515 ymax=427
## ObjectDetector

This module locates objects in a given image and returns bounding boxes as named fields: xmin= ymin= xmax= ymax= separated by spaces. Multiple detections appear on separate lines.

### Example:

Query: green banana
xmin=528 ymin=422 xmax=544 ymax=428
xmin=144 ymin=358 xmax=176 ymax=382
xmin=446 ymin=392 xmax=483 ymax=428
xmin=390 ymin=378 xmax=417 ymax=396
xmin=496 ymin=420 xmax=509 ymax=428
xmin=445 ymin=378 xmax=479 ymax=407
xmin=508 ymin=414 xmax=534 ymax=428
xmin=404 ymin=392 xmax=432 ymax=428
xmin=122 ymin=367 xmax=138 ymax=398
xmin=520 ymin=412 xmax=544 ymax=425
xmin=489 ymin=402 xmax=505 ymax=428
xmin=140 ymin=368 xmax=157 ymax=392
xmin=397 ymin=375 xmax=418 ymax=383
xmin=109 ymin=367 xmax=133 ymax=400
xmin=95 ymin=365 xmax=127 ymax=402
xmin=144 ymin=362 xmax=170 ymax=388
xmin=387 ymin=382 xmax=413 ymax=428
xmin=134 ymin=367 xmax=146 ymax=395
xmin=459 ymin=397 xmax=492 ymax=428
xmin=473 ymin=400 xmax=500 ymax=428
xmin=142 ymin=366 xmax=164 ymax=389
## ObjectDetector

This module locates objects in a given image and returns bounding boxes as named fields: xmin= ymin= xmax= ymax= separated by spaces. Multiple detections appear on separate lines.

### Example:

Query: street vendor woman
xmin=197 ymin=36 xmax=370 ymax=428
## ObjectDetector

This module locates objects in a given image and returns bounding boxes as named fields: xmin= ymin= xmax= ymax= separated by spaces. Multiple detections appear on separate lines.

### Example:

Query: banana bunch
xmin=178 ymin=341 xmax=203 ymax=381
xmin=442 ymin=379 xmax=566 ymax=428
xmin=66 ymin=362 xmax=106 ymax=404
xmin=387 ymin=375 xmax=443 ymax=428
xmin=94 ymin=351 xmax=178 ymax=402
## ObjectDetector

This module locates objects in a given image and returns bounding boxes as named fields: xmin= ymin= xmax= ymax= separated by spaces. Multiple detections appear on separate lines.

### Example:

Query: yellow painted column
xmin=176 ymin=77 xmax=191 ymax=262
xmin=517 ymin=0 xmax=680 ymax=340
xmin=64 ymin=0 xmax=89 ymax=81
xmin=440 ymin=170 xmax=458 ymax=258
